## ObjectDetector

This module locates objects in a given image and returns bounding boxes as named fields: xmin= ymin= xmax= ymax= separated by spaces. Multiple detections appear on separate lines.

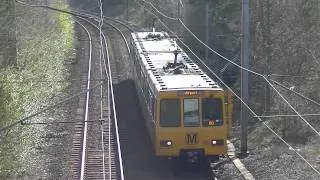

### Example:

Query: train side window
xmin=202 ymin=98 xmax=223 ymax=127
xmin=183 ymin=99 xmax=200 ymax=127
xmin=160 ymin=99 xmax=180 ymax=127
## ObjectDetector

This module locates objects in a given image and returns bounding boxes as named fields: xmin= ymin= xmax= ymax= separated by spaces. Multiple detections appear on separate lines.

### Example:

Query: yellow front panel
xmin=155 ymin=127 xmax=227 ymax=156
xmin=154 ymin=90 xmax=228 ymax=157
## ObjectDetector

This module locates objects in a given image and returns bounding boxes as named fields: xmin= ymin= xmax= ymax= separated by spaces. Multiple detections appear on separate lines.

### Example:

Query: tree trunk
xmin=0 ymin=0 xmax=16 ymax=68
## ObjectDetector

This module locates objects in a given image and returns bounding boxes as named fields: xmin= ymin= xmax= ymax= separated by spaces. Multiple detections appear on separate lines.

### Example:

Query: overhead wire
xmin=0 ymin=83 xmax=103 ymax=133
xmin=269 ymin=78 xmax=320 ymax=108
xmin=265 ymin=76 xmax=320 ymax=136
xmin=0 ymin=79 xmax=105 ymax=84
xmin=22 ymin=119 xmax=106 ymax=125
xmin=140 ymin=0 xmax=178 ymax=20
xmin=134 ymin=0 xmax=320 ymax=175
xmin=255 ymin=113 xmax=320 ymax=118
xmin=136 ymin=0 xmax=320 ymax=137
xmin=15 ymin=0 xmax=79 ymax=16
xmin=269 ymin=74 xmax=312 ymax=78
xmin=303 ymin=47 xmax=320 ymax=68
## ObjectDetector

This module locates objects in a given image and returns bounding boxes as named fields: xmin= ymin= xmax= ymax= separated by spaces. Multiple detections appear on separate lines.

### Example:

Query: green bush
xmin=0 ymin=0 xmax=74 ymax=177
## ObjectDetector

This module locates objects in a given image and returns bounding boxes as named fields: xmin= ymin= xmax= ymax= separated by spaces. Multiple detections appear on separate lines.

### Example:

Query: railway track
xmin=69 ymin=16 xmax=123 ymax=180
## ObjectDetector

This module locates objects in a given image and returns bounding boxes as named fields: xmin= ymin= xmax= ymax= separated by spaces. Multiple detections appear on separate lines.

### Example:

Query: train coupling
xmin=180 ymin=149 xmax=204 ymax=163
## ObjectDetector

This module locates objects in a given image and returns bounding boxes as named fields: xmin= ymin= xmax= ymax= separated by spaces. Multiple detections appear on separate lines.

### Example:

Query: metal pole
xmin=205 ymin=1 xmax=209 ymax=61
xmin=126 ymin=0 xmax=129 ymax=22
xmin=240 ymin=0 xmax=250 ymax=155
xmin=177 ymin=1 xmax=180 ymax=33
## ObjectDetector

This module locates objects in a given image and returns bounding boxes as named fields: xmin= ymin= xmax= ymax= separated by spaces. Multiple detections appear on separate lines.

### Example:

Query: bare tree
xmin=0 ymin=0 xmax=17 ymax=68
xmin=251 ymin=0 xmax=320 ymax=140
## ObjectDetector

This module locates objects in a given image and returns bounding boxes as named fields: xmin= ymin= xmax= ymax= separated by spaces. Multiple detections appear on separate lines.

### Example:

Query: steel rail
xmin=77 ymin=16 xmax=111 ymax=179
xmin=78 ymin=16 xmax=125 ymax=180
xmin=69 ymin=8 xmax=137 ymax=32
xmin=101 ymin=21 xmax=126 ymax=180
xmin=101 ymin=21 xmax=131 ymax=54
xmin=104 ymin=17 xmax=136 ymax=32
xmin=74 ymin=20 xmax=93 ymax=180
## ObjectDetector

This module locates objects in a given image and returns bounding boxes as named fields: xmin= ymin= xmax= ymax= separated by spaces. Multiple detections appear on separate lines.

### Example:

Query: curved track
xmin=69 ymin=17 xmax=124 ymax=180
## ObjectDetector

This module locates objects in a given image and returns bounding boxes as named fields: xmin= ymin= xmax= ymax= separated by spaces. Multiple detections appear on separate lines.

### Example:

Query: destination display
xmin=177 ymin=90 xmax=204 ymax=96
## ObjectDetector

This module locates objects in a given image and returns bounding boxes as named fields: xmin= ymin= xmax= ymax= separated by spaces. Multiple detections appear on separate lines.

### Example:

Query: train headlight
xmin=160 ymin=140 xmax=173 ymax=147
xmin=211 ymin=139 xmax=224 ymax=146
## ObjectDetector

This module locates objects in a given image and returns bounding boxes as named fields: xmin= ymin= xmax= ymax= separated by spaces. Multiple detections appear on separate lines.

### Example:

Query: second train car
xmin=130 ymin=31 xmax=233 ymax=163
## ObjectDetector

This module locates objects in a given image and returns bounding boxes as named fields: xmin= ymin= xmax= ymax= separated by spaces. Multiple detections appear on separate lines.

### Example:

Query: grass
xmin=51 ymin=2 xmax=75 ymax=56
xmin=0 ymin=0 xmax=74 ymax=177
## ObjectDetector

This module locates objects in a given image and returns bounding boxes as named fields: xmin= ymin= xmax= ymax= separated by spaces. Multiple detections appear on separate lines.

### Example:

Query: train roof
xmin=131 ymin=31 xmax=222 ymax=92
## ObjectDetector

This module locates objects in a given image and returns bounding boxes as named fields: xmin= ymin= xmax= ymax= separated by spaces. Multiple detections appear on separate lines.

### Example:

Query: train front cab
xmin=154 ymin=90 xmax=232 ymax=163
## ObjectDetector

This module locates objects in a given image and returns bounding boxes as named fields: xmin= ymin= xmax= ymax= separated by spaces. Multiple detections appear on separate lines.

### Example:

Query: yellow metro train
xmin=130 ymin=31 xmax=233 ymax=162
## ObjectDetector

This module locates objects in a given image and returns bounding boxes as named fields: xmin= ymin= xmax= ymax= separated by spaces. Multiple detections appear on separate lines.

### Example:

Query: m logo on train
xmin=186 ymin=133 xmax=198 ymax=145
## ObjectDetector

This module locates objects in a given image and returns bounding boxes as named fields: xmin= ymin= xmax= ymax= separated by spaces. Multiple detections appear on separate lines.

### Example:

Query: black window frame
xmin=159 ymin=99 xmax=180 ymax=127
xmin=202 ymin=98 xmax=224 ymax=127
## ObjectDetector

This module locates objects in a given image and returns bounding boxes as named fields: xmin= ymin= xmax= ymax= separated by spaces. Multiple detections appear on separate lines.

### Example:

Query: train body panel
xmin=130 ymin=31 xmax=233 ymax=162
xmin=155 ymin=128 xmax=227 ymax=156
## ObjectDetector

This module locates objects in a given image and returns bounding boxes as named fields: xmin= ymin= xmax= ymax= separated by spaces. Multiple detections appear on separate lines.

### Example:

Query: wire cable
xmin=22 ymin=119 xmax=106 ymax=125
xmin=255 ymin=113 xmax=320 ymax=118
xmin=135 ymin=1 xmax=320 ymax=175
xmin=265 ymin=76 xmax=320 ymax=136
xmin=269 ymin=78 xmax=320 ymax=107
xmin=303 ymin=47 xmax=320 ymax=68
xmin=0 ymin=83 xmax=103 ymax=133
xmin=139 ymin=0 xmax=178 ymax=20
xmin=269 ymin=74 xmax=311 ymax=78
xmin=0 ymin=79 xmax=105 ymax=84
